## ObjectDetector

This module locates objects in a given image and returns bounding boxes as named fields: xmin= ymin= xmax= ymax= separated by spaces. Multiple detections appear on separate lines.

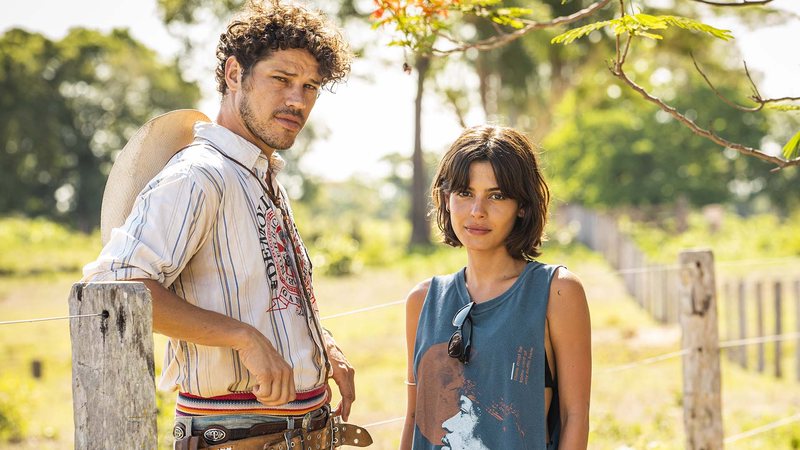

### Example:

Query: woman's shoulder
xmin=550 ymin=266 xmax=583 ymax=291
xmin=547 ymin=266 xmax=588 ymax=319
xmin=406 ymin=269 xmax=462 ymax=309
xmin=406 ymin=278 xmax=432 ymax=307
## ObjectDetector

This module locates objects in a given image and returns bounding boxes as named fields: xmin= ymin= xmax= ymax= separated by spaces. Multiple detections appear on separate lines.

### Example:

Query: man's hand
xmin=139 ymin=278 xmax=297 ymax=407
xmin=235 ymin=327 xmax=297 ymax=406
xmin=324 ymin=331 xmax=355 ymax=421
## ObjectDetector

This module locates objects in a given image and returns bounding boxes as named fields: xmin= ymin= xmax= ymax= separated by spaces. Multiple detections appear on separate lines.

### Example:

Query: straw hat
xmin=100 ymin=109 xmax=211 ymax=244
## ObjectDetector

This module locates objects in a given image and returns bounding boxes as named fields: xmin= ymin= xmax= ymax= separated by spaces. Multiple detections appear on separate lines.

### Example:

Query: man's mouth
xmin=274 ymin=114 xmax=302 ymax=131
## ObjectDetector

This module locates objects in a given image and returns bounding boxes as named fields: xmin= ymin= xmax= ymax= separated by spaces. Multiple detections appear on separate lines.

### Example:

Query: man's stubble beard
xmin=239 ymin=87 xmax=299 ymax=151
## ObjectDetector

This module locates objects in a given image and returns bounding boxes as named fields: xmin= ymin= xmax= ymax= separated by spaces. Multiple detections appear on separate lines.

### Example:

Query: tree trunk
xmin=409 ymin=55 xmax=431 ymax=247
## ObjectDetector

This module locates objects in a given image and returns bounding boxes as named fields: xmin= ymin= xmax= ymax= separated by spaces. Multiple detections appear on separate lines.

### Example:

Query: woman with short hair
xmin=400 ymin=125 xmax=592 ymax=449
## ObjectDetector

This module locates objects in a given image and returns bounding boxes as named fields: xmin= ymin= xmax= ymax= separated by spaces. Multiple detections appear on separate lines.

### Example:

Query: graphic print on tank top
xmin=415 ymin=343 xmax=526 ymax=449
xmin=413 ymin=262 xmax=562 ymax=450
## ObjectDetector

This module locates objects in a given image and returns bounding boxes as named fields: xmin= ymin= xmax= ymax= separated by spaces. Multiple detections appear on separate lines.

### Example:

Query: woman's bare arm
xmin=548 ymin=268 xmax=592 ymax=449
xmin=399 ymin=279 xmax=430 ymax=450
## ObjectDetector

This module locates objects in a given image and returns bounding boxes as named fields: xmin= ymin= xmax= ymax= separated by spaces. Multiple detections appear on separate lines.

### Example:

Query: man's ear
xmin=224 ymin=56 xmax=242 ymax=93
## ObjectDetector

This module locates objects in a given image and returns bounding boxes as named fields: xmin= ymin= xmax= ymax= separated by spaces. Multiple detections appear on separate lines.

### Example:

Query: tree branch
xmin=610 ymin=40 xmax=800 ymax=170
xmin=689 ymin=0 xmax=773 ymax=7
xmin=692 ymin=55 xmax=800 ymax=112
xmin=431 ymin=0 xmax=612 ymax=55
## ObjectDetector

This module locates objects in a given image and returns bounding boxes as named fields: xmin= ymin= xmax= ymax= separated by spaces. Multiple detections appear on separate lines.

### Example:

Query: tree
xmin=0 ymin=28 xmax=200 ymax=230
xmin=371 ymin=0 xmax=800 ymax=170
xmin=542 ymin=37 xmax=771 ymax=209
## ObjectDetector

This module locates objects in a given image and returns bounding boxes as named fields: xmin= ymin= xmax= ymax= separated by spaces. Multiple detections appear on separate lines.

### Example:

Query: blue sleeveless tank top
xmin=412 ymin=261 xmax=562 ymax=450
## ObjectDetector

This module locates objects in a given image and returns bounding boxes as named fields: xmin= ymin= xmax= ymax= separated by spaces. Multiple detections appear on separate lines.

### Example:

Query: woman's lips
xmin=465 ymin=226 xmax=490 ymax=235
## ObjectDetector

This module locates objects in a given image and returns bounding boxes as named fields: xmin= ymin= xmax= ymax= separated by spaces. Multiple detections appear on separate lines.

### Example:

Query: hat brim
xmin=100 ymin=109 xmax=212 ymax=245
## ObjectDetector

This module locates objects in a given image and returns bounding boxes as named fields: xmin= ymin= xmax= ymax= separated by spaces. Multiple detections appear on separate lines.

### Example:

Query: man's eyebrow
xmin=273 ymin=69 xmax=322 ymax=86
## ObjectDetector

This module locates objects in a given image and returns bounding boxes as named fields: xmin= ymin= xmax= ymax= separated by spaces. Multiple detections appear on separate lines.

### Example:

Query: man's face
xmin=237 ymin=49 xmax=321 ymax=151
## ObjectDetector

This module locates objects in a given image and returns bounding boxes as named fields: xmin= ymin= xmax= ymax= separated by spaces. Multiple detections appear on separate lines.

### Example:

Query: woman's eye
xmin=305 ymin=84 xmax=319 ymax=91
xmin=456 ymin=191 xmax=471 ymax=197
xmin=490 ymin=193 xmax=506 ymax=200
xmin=273 ymin=76 xmax=288 ymax=83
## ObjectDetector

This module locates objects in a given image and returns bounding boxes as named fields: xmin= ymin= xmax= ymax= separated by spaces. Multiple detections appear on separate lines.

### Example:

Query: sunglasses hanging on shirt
xmin=448 ymin=302 xmax=475 ymax=364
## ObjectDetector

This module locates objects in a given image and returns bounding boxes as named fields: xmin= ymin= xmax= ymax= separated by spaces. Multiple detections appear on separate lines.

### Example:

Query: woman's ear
xmin=517 ymin=208 xmax=525 ymax=218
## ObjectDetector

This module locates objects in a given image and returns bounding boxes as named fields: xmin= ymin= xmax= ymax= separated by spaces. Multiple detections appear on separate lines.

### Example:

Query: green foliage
xmin=0 ymin=216 xmax=100 ymax=276
xmin=782 ymin=130 xmax=800 ymax=160
xmin=0 ymin=28 xmax=200 ymax=229
xmin=157 ymin=0 xmax=243 ymax=25
xmin=552 ymin=13 xmax=733 ymax=45
xmin=0 ymin=378 xmax=29 ymax=443
xmin=542 ymin=35 xmax=776 ymax=209
xmin=624 ymin=210 xmax=800 ymax=264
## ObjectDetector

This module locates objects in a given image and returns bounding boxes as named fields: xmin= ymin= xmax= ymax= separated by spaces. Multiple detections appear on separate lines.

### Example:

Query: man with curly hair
xmin=83 ymin=1 xmax=370 ymax=448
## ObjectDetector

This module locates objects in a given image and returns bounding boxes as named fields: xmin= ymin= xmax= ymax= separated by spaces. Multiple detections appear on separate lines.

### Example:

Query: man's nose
xmin=285 ymin=85 xmax=308 ymax=110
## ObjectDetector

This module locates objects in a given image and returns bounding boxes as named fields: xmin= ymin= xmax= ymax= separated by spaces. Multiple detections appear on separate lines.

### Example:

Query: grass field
xmin=1 ymin=244 xmax=799 ymax=448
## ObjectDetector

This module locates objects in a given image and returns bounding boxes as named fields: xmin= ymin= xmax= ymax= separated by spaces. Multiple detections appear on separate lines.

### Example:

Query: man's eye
xmin=273 ymin=76 xmax=288 ymax=83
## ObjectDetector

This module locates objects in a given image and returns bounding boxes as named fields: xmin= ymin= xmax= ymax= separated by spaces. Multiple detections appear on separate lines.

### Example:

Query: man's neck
xmin=216 ymin=101 xmax=275 ymax=160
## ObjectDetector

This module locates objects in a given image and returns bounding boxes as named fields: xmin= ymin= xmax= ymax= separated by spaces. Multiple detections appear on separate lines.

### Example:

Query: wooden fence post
xmin=755 ymin=282 xmax=765 ymax=373
xmin=774 ymin=281 xmax=783 ymax=379
xmin=795 ymin=279 xmax=800 ymax=382
xmin=737 ymin=279 xmax=747 ymax=369
xmin=724 ymin=281 xmax=733 ymax=364
xmin=69 ymin=282 xmax=157 ymax=449
xmin=678 ymin=250 xmax=723 ymax=450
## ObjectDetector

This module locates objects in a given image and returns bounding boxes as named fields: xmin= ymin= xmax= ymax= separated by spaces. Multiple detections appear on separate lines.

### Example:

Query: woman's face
xmin=448 ymin=161 xmax=520 ymax=256
xmin=441 ymin=395 xmax=489 ymax=450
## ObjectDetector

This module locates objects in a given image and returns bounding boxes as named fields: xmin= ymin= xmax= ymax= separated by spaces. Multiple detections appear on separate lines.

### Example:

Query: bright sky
xmin=3 ymin=0 xmax=799 ymax=181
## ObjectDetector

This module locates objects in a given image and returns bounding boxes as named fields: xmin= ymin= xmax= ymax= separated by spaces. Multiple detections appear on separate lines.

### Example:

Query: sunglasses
xmin=448 ymin=302 xmax=475 ymax=364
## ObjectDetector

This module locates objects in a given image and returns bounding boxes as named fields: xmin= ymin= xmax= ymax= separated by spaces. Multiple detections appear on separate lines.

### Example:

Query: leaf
xmin=660 ymin=15 xmax=733 ymax=41
xmin=551 ymin=20 xmax=613 ymax=45
xmin=764 ymin=104 xmax=800 ymax=112
xmin=783 ymin=130 xmax=800 ymax=160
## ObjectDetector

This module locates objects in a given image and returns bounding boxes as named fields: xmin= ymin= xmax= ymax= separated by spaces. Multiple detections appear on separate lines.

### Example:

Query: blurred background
xmin=1 ymin=0 xmax=799 ymax=448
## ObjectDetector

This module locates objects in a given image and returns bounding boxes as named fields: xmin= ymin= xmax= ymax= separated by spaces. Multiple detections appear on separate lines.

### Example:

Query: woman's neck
xmin=464 ymin=249 xmax=527 ymax=303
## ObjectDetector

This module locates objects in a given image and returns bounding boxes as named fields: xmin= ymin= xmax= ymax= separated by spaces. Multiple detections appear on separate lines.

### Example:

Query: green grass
xmin=0 ymin=217 xmax=101 ymax=276
xmin=1 ymin=216 xmax=799 ymax=449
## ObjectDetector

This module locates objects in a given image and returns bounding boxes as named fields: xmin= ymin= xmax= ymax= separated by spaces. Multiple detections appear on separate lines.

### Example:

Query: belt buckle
xmin=172 ymin=423 xmax=187 ymax=441
xmin=284 ymin=428 xmax=307 ymax=450
xmin=202 ymin=425 xmax=231 ymax=445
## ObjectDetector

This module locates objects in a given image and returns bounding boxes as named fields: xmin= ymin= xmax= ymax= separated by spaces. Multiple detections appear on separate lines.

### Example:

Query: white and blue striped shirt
xmin=83 ymin=122 xmax=327 ymax=413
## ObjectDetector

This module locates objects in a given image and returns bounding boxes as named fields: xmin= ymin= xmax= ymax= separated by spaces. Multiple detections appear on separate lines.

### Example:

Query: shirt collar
xmin=193 ymin=121 xmax=286 ymax=175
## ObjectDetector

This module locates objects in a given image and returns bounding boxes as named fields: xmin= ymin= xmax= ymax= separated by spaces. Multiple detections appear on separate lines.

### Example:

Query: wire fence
xmin=2 ymin=258 xmax=799 ymax=446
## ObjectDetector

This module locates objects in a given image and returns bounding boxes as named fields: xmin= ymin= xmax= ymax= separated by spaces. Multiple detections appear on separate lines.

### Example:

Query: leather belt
xmin=175 ymin=415 xmax=372 ymax=449
xmin=187 ymin=408 xmax=329 ymax=445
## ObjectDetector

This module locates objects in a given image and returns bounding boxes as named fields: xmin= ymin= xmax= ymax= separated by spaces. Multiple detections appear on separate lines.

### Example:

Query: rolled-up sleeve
xmin=83 ymin=164 xmax=220 ymax=287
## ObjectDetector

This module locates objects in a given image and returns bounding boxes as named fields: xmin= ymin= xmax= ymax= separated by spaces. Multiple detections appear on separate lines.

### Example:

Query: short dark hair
xmin=431 ymin=125 xmax=550 ymax=260
xmin=215 ymin=0 xmax=352 ymax=95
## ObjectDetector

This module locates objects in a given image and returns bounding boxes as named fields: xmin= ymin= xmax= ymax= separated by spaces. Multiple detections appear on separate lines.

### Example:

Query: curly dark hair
xmin=431 ymin=125 xmax=550 ymax=260
xmin=215 ymin=0 xmax=352 ymax=95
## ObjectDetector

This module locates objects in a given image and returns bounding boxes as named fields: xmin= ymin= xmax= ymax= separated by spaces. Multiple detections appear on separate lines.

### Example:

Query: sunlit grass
xmin=1 ymin=218 xmax=799 ymax=449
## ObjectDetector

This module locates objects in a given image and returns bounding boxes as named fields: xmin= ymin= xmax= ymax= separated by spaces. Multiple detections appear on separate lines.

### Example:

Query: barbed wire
xmin=0 ymin=312 xmax=104 ymax=326
xmin=593 ymin=332 xmax=800 ymax=375
xmin=320 ymin=299 xmax=406 ymax=321
xmin=363 ymin=416 xmax=405 ymax=428
xmin=724 ymin=412 xmax=800 ymax=444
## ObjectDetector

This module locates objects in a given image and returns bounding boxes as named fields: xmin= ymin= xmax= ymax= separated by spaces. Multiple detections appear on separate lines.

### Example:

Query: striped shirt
xmin=83 ymin=122 xmax=328 ymax=415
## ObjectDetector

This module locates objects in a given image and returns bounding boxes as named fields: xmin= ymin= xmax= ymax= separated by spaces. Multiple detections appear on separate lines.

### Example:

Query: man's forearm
xmin=134 ymin=278 xmax=256 ymax=350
